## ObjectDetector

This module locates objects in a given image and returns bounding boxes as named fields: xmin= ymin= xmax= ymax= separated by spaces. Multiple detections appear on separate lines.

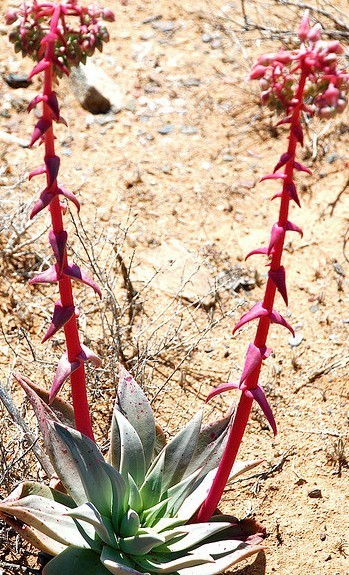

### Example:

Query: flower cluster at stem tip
xmin=6 ymin=1 xmax=115 ymax=76
xmin=250 ymin=10 xmax=349 ymax=118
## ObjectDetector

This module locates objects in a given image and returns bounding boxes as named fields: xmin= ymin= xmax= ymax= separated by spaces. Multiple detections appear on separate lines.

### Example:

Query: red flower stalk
xmin=197 ymin=11 xmax=348 ymax=522
xmin=7 ymin=1 xmax=114 ymax=440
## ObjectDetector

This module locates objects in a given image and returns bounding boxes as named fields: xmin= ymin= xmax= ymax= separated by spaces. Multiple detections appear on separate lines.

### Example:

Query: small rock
xmin=308 ymin=488 xmax=322 ymax=499
xmin=152 ymin=20 xmax=176 ymax=33
xmin=201 ymin=33 xmax=212 ymax=43
xmin=69 ymin=60 xmax=127 ymax=114
xmin=142 ymin=14 xmax=162 ymax=24
xmin=158 ymin=124 xmax=175 ymax=135
xmin=181 ymin=78 xmax=201 ymax=87
xmin=288 ymin=333 xmax=303 ymax=347
xmin=320 ymin=533 xmax=326 ymax=541
xmin=334 ymin=262 xmax=345 ymax=276
xmin=211 ymin=38 xmax=223 ymax=49
xmin=310 ymin=304 xmax=319 ymax=313
xmin=223 ymin=153 xmax=233 ymax=162
xmin=4 ymin=74 xmax=31 ymax=89
xmin=180 ymin=125 xmax=198 ymax=135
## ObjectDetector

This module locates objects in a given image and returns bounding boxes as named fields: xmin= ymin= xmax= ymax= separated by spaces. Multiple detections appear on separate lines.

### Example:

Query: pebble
xmin=158 ymin=124 xmax=175 ymax=135
xmin=211 ymin=38 xmax=223 ymax=49
xmin=201 ymin=33 xmax=212 ymax=43
xmin=152 ymin=20 xmax=176 ymax=33
xmin=333 ymin=262 xmax=345 ymax=276
xmin=4 ymin=74 xmax=31 ymax=89
xmin=310 ymin=304 xmax=319 ymax=313
xmin=223 ymin=153 xmax=234 ymax=162
xmin=181 ymin=78 xmax=201 ymax=87
xmin=288 ymin=333 xmax=303 ymax=347
xmin=308 ymin=488 xmax=322 ymax=499
xmin=142 ymin=14 xmax=162 ymax=24
xmin=180 ymin=125 xmax=198 ymax=135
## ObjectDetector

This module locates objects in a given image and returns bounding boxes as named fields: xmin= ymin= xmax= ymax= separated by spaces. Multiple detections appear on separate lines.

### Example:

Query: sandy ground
xmin=0 ymin=1 xmax=349 ymax=574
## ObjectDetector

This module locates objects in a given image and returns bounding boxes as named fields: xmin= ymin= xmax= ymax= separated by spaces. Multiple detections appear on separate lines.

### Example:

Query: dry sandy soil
xmin=0 ymin=0 xmax=349 ymax=574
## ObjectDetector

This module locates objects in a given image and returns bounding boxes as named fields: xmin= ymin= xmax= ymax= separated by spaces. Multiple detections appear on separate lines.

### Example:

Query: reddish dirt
xmin=0 ymin=1 xmax=349 ymax=574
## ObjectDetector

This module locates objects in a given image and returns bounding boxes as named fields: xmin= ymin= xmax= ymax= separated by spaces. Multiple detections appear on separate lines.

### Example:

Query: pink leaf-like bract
xmin=233 ymin=302 xmax=269 ymax=334
xmin=268 ymin=266 xmax=288 ymax=305
xmin=28 ymin=59 xmax=51 ymax=80
xmin=285 ymin=181 xmax=300 ymax=207
xmin=45 ymin=155 xmax=60 ymax=187
xmin=294 ymin=161 xmax=312 ymax=175
xmin=58 ymin=187 xmax=80 ymax=212
xmin=49 ymin=230 xmax=67 ymax=273
xmin=269 ymin=309 xmax=295 ymax=335
xmin=30 ymin=188 xmax=56 ymax=219
xmin=250 ymin=385 xmax=277 ymax=435
xmin=285 ymin=220 xmax=303 ymax=237
xmin=47 ymin=92 xmax=60 ymax=121
xmin=29 ymin=165 xmax=46 ymax=180
xmin=206 ymin=381 xmax=239 ymax=402
xmin=291 ymin=122 xmax=304 ymax=146
xmin=27 ymin=94 xmax=45 ymax=113
xmin=63 ymin=264 xmax=102 ymax=298
xmin=245 ymin=246 xmax=269 ymax=260
xmin=50 ymin=354 xmax=81 ymax=403
xmin=29 ymin=265 xmax=59 ymax=286
xmin=260 ymin=172 xmax=287 ymax=182
xmin=78 ymin=344 xmax=102 ymax=368
xmin=30 ymin=118 xmax=51 ymax=147
xmin=268 ymin=223 xmax=285 ymax=255
xmin=240 ymin=343 xmax=271 ymax=384
xmin=42 ymin=300 xmax=75 ymax=343
xmin=273 ymin=152 xmax=291 ymax=173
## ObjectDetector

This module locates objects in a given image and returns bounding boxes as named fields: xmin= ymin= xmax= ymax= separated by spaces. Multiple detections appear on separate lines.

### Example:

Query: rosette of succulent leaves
xmin=0 ymin=368 xmax=264 ymax=575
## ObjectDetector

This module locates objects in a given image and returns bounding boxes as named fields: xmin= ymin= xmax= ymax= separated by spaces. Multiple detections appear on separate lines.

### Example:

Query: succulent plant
xmin=0 ymin=368 xmax=264 ymax=575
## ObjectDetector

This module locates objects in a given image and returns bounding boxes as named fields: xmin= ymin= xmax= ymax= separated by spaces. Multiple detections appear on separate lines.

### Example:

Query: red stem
xmin=197 ymin=66 xmax=308 ymax=522
xmin=42 ymin=5 xmax=94 ymax=440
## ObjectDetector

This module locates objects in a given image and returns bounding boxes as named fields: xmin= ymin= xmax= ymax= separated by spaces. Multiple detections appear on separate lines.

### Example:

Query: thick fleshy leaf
xmin=49 ymin=230 xmax=67 ymax=273
xmin=63 ymin=264 xmax=101 ymax=298
xmin=43 ymin=547 xmax=110 ymax=575
xmin=0 ymin=510 xmax=66 ymax=556
xmin=233 ymin=302 xmax=268 ymax=334
xmin=66 ymin=502 xmax=116 ymax=547
xmin=116 ymin=367 xmax=156 ymax=470
xmin=184 ymin=411 xmax=232 ymax=478
xmin=110 ymin=408 xmax=146 ymax=487
xmin=15 ymin=373 xmax=75 ymax=427
xmin=119 ymin=531 xmax=165 ymax=556
xmin=140 ymin=450 xmax=164 ymax=509
xmin=0 ymin=495 xmax=92 ymax=548
xmin=78 ymin=344 xmax=102 ymax=368
xmin=30 ymin=117 xmax=51 ymax=147
xmin=127 ymin=474 xmax=143 ymax=514
xmin=268 ymin=266 xmax=288 ymax=305
xmin=177 ymin=540 xmax=263 ymax=575
xmin=291 ymin=122 xmax=304 ymax=145
xmin=149 ymin=410 xmax=202 ymax=495
xmin=159 ymin=522 xmax=232 ymax=553
xmin=27 ymin=94 xmax=45 ymax=114
xmin=41 ymin=300 xmax=75 ymax=343
xmin=50 ymin=353 xmax=81 ymax=401
xmin=101 ymin=463 xmax=129 ymax=532
xmin=119 ymin=510 xmax=140 ymax=538
xmin=164 ymin=468 xmax=202 ymax=518
xmin=134 ymin=551 xmax=214 ymax=573
xmin=100 ymin=546 xmax=143 ymax=575
xmin=53 ymin=423 xmax=114 ymax=516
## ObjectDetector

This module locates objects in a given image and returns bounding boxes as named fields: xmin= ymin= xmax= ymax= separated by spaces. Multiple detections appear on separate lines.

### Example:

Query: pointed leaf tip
xmin=273 ymin=152 xmax=291 ymax=173
xmin=268 ymin=266 xmax=288 ymax=305
xmin=29 ymin=265 xmax=59 ymax=286
xmin=250 ymin=385 xmax=277 ymax=435
xmin=245 ymin=246 xmax=269 ymax=260
xmin=63 ymin=264 xmax=101 ymax=298
xmin=41 ymin=301 xmax=75 ymax=343
xmin=286 ymin=220 xmax=303 ymax=238
xmin=50 ymin=354 xmax=81 ymax=402
xmin=45 ymin=155 xmax=60 ymax=187
xmin=30 ymin=188 xmax=57 ymax=219
xmin=206 ymin=381 xmax=239 ymax=402
xmin=233 ymin=302 xmax=268 ymax=334
xmin=240 ymin=343 xmax=271 ymax=384
xmin=269 ymin=308 xmax=295 ymax=336
xmin=49 ymin=230 xmax=67 ymax=273
xmin=30 ymin=118 xmax=51 ymax=147
xmin=28 ymin=59 xmax=51 ymax=80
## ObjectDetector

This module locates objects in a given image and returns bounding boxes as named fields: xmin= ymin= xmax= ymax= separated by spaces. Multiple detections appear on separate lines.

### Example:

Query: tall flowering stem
xmin=197 ymin=12 xmax=349 ymax=521
xmin=7 ymin=1 xmax=115 ymax=440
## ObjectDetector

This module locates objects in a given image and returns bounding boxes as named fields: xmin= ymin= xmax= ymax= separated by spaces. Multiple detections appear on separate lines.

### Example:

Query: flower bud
xmin=250 ymin=64 xmax=267 ymax=80
xmin=298 ymin=10 xmax=310 ymax=41
xmin=307 ymin=23 xmax=322 ymax=42
xmin=5 ymin=10 xmax=18 ymax=25
xmin=102 ymin=8 xmax=115 ymax=22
